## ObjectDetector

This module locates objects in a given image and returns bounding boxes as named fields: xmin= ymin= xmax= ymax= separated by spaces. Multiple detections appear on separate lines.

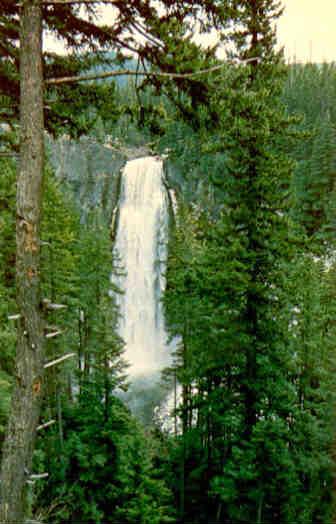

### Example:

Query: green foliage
xmin=0 ymin=1 xmax=233 ymax=143
xmin=2 ymin=4 xmax=336 ymax=524
xmin=34 ymin=392 xmax=174 ymax=524
xmin=0 ymin=158 xmax=16 ymax=448
xmin=283 ymin=63 xmax=336 ymax=242
xmin=161 ymin=3 xmax=336 ymax=524
xmin=23 ymin=162 xmax=173 ymax=524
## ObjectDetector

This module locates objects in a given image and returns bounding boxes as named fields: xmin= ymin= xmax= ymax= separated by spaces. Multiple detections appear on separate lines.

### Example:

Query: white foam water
xmin=112 ymin=156 xmax=171 ymax=387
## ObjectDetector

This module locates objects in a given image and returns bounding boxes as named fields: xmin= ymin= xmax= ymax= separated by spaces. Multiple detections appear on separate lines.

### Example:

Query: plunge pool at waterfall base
xmin=117 ymin=372 xmax=174 ymax=426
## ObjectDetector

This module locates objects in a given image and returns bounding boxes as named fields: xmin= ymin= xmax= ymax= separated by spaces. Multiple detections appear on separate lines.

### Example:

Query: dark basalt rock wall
xmin=47 ymin=135 xmax=153 ymax=226
xmin=47 ymin=136 xmax=127 ymax=225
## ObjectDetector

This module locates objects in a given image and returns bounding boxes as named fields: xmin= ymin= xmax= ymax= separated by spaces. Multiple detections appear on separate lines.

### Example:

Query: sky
xmin=45 ymin=1 xmax=336 ymax=64
xmin=277 ymin=0 xmax=336 ymax=63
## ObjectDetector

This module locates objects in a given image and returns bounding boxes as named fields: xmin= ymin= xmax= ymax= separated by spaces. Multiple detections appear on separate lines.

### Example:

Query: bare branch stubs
xmin=44 ymin=353 xmax=76 ymax=369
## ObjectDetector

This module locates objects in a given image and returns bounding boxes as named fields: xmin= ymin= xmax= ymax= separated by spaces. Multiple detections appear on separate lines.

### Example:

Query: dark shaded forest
xmin=1 ymin=1 xmax=336 ymax=523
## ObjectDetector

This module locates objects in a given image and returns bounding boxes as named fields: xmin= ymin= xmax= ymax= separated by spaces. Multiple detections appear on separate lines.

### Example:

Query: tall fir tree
xmin=163 ymin=1 xmax=335 ymax=523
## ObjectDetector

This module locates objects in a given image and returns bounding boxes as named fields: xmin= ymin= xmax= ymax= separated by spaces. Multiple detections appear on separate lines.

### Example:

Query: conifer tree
xmin=283 ymin=63 xmax=336 ymax=245
xmin=0 ymin=2 xmax=232 ymax=521
xmin=0 ymin=0 xmax=233 ymax=141
xmin=162 ymin=1 xmax=335 ymax=522
xmin=0 ymin=4 xmax=45 ymax=522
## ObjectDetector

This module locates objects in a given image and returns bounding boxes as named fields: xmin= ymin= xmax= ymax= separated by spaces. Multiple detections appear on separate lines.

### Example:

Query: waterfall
xmin=112 ymin=156 xmax=171 ymax=415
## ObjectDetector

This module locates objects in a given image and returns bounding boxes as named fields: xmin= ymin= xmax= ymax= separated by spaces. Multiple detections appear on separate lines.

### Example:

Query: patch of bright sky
xmin=44 ymin=1 xmax=336 ymax=64
xmin=277 ymin=0 xmax=336 ymax=63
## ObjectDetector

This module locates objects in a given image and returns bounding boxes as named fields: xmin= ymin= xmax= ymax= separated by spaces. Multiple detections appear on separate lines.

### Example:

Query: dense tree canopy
xmin=1 ymin=1 xmax=336 ymax=523
xmin=0 ymin=0 xmax=233 ymax=139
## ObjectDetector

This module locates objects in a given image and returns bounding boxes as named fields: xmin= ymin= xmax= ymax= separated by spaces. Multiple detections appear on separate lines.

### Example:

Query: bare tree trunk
xmin=0 ymin=1 xmax=45 ymax=522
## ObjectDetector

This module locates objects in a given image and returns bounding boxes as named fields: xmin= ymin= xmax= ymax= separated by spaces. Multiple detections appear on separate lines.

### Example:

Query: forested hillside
xmin=158 ymin=61 xmax=336 ymax=524
xmin=1 ymin=1 xmax=336 ymax=523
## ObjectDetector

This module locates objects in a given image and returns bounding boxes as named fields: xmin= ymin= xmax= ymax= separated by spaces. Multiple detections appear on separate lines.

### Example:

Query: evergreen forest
xmin=1 ymin=1 xmax=336 ymax=523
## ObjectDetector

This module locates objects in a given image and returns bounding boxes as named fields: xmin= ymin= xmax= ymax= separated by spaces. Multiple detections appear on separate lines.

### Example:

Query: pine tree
xmin=0 ymin=4 xmax=45 ymax=522
xmin=0 ymin=0 xmax=233 ymax=142
xmin=283 ymin=63 xmax=336 ymax=245
xmin=0 ymin=3 xmax=232 ymax=520
xmin=162 ymin=1 xmax=335 ymax=522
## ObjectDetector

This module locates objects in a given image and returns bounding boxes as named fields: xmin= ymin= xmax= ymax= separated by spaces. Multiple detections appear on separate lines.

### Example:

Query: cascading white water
xmin=112 ymin=156 xmax=171 ymax=383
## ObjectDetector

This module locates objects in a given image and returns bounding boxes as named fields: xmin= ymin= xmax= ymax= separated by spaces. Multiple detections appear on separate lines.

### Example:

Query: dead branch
xmin=44 ymin=352 xmax=76 ymax=369
xmin=42 ymin=298 xmax=67 ymax=311
xmin=45 ymin=330 xmax=63 ymax=339
xmin=37 ymin=420 xmax=56 ymax=431
xmin=46 ymin=58 xmax=260 ymax=86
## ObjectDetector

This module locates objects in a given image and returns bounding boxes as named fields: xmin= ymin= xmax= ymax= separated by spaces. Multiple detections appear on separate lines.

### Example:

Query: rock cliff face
xmin=47 ymin=135 xmax=152 ymax=225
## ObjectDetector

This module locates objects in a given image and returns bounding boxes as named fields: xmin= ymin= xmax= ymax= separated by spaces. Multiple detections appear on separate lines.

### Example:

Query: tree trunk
xmin=0 ymin=1 xmax=45 ymax=522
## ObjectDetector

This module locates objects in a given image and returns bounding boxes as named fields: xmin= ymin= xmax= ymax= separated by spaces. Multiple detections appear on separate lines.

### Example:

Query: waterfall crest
xmin=112 ymin=156 xmax=171 ymax=381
